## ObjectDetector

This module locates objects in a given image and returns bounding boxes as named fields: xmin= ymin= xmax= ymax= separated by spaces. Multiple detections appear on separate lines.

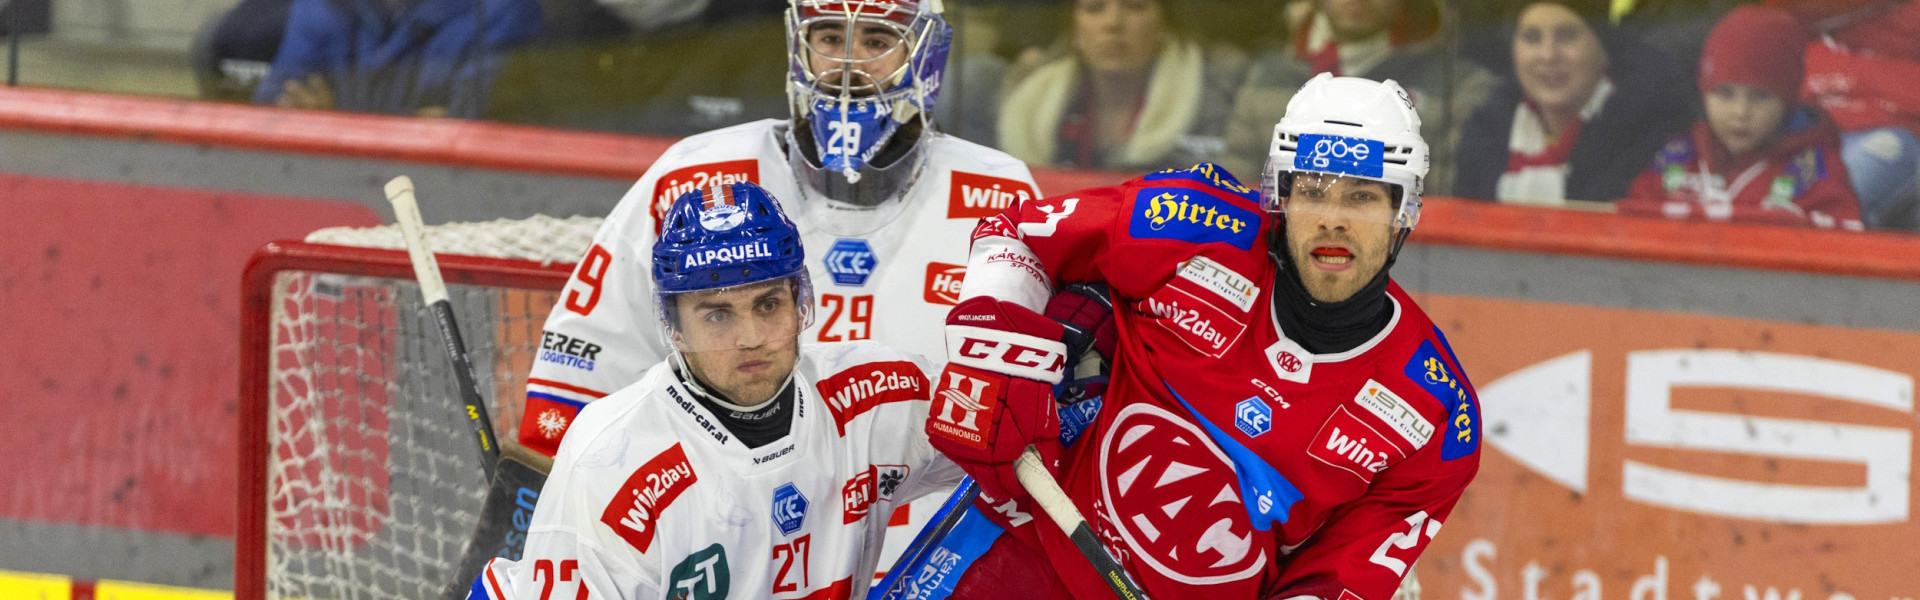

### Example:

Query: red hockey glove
xmin=928 ymin=296 xmax=1067 ymax=503
xmin=1044 ymin=282 xmax=1116 ymax=405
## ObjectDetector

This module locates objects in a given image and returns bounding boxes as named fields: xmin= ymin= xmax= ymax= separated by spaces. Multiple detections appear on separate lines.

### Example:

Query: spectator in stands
xmin=1222 ymin=0 xmax=1495 ymax=195
xmin=1618 ymin=6 xmax=1864 ymax=229
xmin=1786 ymin=0 xmax=1920 ymax=230
xmin=255 ymin=0 xmax=543 ymax=119
xmin=1453 ymin=0 xmax=1692 ymax=205
xmin=195 ymin=0 xmax=294 ymax=102
xmin=996 ymin=0 xmax=1248 ymax=172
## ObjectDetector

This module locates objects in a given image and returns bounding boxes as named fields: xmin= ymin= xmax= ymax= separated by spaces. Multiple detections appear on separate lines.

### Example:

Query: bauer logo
xmin=600 ymin=443 xmax=697 ymax=553
xmin=923 ymin=262 xmax=966 ymax=305
xmin=1129 ymin=187 xmax=1258 ymax=250
xmin=824 ymin=239 xmax=877 ymax=286
xmin=949 ymin=171 xmax=1037 ymax=219
xmin=771 ymin=483 xmax=809 ymax=536
xmin=1294 ymin=134 xmax=1385 ymax=178
xmin=650 ymin=160 xmax=758 ymax=234
xmin=815 ymin=360 xmax=928 ymax=435
xmin=1309 ymin=406 xmax=1405 ymax=484
xmin=1235 ymin=397 xmax=1272 ymax=438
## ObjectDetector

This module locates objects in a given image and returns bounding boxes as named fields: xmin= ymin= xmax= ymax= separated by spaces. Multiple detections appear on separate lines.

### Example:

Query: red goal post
xmin=237 ymin=218 xmax=592 ymax=600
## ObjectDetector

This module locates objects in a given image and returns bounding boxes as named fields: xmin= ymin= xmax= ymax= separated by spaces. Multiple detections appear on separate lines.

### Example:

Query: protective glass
xmin=662 ymin=276 xmax=813 ymax=354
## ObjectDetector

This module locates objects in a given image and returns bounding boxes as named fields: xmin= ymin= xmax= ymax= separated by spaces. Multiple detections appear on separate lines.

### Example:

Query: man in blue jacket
xmin=255 ymin=0 xmax=542 ymax=118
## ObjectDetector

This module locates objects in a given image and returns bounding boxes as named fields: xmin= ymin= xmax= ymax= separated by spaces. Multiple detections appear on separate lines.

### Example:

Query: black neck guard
xmin=1270 ymin=244 xmax=1397 ymax=355
xmin=676 ymin=362 xmax=797 ymax=450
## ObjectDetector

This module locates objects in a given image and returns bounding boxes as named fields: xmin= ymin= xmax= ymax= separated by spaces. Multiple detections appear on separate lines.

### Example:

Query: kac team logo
xmin=1234 ymin=397 xmax=1272 ymax=438
xmin=825 ymin=239 xmax=877 ymax=286
xmin=771 ymin=483 xmax=809 ymax=536
xmin=1294 ymin=133 xmax=1385 ymax=178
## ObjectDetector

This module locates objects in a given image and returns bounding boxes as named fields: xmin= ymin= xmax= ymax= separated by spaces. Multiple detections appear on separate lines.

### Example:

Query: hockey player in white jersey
xmin=472 ymin=182 xmax=963 ymax=600
xmin=519 ymin=0 xmax=1040 ymax=457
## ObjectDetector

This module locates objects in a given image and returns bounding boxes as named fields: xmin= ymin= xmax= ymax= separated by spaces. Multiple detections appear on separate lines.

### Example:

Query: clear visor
xmin=1273 ymin=171 xmax=1407 ymax=227
xmin=662 ymin=276 xmax=814 ymax=354
xmin=799 ymin=15 xmax=913 ymax=96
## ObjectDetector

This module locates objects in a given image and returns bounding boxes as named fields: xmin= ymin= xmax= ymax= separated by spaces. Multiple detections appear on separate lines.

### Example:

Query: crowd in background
xmin=188 ymin=0 xmax=1920 ymax=232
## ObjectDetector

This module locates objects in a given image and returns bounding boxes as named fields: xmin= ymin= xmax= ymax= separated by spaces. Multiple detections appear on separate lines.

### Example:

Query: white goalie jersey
xmin=476 ymin=341 xmax=964 ymax=600
xmin=520 ymin=118 xmax=1039 ymax=456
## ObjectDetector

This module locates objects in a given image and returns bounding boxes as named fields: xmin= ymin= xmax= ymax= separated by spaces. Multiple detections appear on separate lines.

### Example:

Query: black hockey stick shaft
xmin=388 ymin=176 xmax=500 ymax=478
xmin=1016 ymin=447 xmax=1150 ymax=600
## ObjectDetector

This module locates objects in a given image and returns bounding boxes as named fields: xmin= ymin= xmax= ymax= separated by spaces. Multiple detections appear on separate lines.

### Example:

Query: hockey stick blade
xmin=1016 ymin=447 xmax=1150 ymax=600
xmin=873 ymin=478 xmax=982 ymax=600
xmin=439 ymin=456 xmax=546 ymax=600
xmin=387 ymin=175 xmax=501 ymax=474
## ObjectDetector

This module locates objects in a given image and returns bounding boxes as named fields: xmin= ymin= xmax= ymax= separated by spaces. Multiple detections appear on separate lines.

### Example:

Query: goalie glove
xmin=927 ymin=296 xmax=1067 ymax=505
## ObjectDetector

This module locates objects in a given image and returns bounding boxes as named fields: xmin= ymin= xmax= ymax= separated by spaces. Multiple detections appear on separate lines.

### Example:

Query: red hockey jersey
xmin=955 ymin=164 xmax=1482 ymax=600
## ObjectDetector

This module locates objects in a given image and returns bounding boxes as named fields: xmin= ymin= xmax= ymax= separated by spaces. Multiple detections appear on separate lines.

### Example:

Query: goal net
xmin=237 ymin=216 xmax=599 ymax=600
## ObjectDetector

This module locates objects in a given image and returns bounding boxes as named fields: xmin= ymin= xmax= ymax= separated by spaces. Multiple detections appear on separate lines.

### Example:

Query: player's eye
xmin=703 ymin=310 xmax=731 ymax=324
xmin=755 ymin=297 xmax=784 ymax=313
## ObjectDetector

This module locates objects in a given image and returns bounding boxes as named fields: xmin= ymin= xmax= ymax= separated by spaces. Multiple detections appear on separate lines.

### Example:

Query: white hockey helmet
xmin=1261 ymin=73 xmax=1429 ymax=231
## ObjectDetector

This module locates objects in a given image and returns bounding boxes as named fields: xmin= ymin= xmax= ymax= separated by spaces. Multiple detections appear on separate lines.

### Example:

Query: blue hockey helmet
xmin=652 ymin=181 xmax=814 ymax=332
xmin=785 ymin=0 xmax=951 ymax=206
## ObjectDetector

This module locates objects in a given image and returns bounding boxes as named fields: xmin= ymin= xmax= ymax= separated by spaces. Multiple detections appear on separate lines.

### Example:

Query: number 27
xmin=1368 ymin=511 xmax=1442 ymax=576
xmin=534 ymin=558 xmax=587 ymax=600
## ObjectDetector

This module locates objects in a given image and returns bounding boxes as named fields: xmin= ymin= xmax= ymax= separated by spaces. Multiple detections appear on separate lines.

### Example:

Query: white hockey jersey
xmin=478 ymin=341 xmax=964 ymax=600
xmin=520 ymin=118 xmax=1040 ymax=456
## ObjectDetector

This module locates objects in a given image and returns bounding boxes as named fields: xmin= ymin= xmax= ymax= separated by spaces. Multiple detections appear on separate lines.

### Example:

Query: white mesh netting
xmin=305 ymin=214 xmax=604 ymax=266
xmin=263 ymin=216 xmax=588 ymax=599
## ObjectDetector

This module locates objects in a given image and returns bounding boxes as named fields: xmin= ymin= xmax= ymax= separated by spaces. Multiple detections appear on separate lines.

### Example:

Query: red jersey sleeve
xmin=961 ymin=164 xmax=1271 ymax=311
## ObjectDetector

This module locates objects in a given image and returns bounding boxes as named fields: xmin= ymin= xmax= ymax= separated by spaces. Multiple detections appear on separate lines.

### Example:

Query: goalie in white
xmin=471 ymin=181 xmax=962 ymax=600
xmin=518 ymin=0 xmax=1039 ymax=458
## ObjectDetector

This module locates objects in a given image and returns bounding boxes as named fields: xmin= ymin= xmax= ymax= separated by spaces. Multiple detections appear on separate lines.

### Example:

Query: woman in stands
xmin=994 ymin=0 xmax=1248 ymax=173
xmin=1452 ymin=0 xmax=1692 ymax=206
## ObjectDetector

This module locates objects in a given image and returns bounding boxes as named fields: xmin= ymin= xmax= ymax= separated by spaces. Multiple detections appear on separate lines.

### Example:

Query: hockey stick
xmin=1015 ymin=446 xmax=1150 ymax=600
xmin=386 ymin=176 xmax=551 ymax=600
xmin=389 ymin=176 xmax=500 ymax=475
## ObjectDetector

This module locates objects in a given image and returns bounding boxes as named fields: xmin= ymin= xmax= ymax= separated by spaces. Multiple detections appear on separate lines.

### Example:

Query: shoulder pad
xmin=1401 ymin=327 xmax=1480 ymax=461
xmin=1139 ymin=163 xmax=1260 ymax=204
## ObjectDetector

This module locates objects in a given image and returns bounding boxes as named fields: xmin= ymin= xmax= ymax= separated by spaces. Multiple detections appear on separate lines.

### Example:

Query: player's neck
xmin=673 ymin=356 xmax=798 ymax=449
xmin=1270 ymin=250 xmax=1395 ymax=355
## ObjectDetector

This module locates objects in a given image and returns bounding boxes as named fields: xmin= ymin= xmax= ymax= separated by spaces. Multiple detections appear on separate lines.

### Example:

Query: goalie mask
xmin=653 ymin=181 xmax=814 ymax=355
xmin=1261 ymin=73 xmax=1429 ymax=255
xmin=785 ymin=0 xmax=951 ymax=209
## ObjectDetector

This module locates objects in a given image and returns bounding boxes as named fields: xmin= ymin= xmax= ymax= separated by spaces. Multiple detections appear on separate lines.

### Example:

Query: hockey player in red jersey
xmin=924 ymin=73 xmax=1482 ymax=600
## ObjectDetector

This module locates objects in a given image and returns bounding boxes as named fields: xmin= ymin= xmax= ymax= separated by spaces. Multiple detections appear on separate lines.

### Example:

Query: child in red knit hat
xmin=1618 ymin=5 xmax=1864 ymax=229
